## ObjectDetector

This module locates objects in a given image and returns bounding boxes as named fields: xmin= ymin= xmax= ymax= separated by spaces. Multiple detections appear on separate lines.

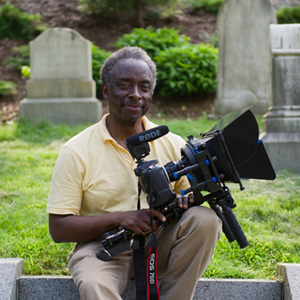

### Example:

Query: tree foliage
xmin=187 ymin=0 xmax=224 ymax=13
xmin=0 ymin=80 xmax=17 ymax=97
xmin=276 ymin=6 xmax=300 ymax=24
xmin=0 ymin=3 xmax=46 ymax=40
xmin=76 ymin=0 xmax=176 ymax=27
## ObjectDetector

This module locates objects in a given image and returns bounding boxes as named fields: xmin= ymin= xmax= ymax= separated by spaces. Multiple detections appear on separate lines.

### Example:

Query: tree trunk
xmin=135 ymin=0 xmax=144 ymax=27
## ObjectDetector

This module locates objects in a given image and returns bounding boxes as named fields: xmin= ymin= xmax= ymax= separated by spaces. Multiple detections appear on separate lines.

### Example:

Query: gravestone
xmin=215 ymin=0 xmax=277 ymax=116
xmin=260 ymin=24 xmax=300 ymax=174
xmin=20 ymin=28 xmax=102 ymax=125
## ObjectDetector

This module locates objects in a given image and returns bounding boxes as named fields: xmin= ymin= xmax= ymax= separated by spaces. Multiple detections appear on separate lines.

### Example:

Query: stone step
xmin=18 ymin=276 xmax=281 ymax=300
xmin=1 ymin=259 xmax=300 ymax=300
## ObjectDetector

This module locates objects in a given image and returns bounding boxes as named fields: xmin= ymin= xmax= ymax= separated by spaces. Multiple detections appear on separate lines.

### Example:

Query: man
xmin=47 ymin=46 xmax=222 ymax=300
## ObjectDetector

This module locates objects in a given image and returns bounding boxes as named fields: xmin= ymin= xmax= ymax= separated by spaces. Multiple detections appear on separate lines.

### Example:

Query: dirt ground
xmin=0 ymin=0 xmax=298 ymax=123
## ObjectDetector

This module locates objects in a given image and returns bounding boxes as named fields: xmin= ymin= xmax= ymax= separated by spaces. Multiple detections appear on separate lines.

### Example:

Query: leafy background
xmin=2 ymin=0 xmax=300 ymax=123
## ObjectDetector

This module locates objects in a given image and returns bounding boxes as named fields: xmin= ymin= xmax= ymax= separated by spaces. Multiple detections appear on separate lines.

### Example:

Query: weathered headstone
xmin=20 ymin=28 xmax=102 ymax=125
xmin=215 ymin=0 xmax=277 ymax=116
xmin=260 ymin=24 xmax=300 ymax=174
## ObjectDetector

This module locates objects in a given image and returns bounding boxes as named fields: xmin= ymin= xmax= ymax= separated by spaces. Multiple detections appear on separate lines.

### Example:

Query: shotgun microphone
xmin=126 ymin=125 xmax=169 ymax=146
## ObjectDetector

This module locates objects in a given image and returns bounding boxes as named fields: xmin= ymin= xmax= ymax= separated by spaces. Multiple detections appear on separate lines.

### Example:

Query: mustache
xmin=122 ymin=102 xmax=144 ymax=108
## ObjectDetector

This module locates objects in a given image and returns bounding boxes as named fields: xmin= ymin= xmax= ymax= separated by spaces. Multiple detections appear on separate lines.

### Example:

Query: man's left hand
xmin=176 ymin=193 xmax=195 ymax=210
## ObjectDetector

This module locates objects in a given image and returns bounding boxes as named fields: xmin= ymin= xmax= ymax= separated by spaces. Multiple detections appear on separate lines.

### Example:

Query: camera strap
xmin=147 ymin=194 xmax=160 ymax=300
xmin=147 ymin=231 xmax=160 ymax=300
xmin=133 ymin=185 xmax=160 ymax=300
xmin=133 ymin=234 xmax=147 ymax=300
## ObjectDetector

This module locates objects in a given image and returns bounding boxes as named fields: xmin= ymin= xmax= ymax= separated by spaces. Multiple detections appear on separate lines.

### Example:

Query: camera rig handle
xmin=96 ymin=227 xmax=139 ymax=261
xmin=204 ymin=188 xmax=249 ymax=248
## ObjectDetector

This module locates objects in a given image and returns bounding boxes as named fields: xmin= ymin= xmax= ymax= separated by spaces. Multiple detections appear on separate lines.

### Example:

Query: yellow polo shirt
xmin=47 ymin=114 xmax=190 ymax=216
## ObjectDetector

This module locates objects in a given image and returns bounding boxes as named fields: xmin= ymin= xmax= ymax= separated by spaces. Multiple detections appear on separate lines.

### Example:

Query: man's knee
xmin=181 ymin=206 xmax=222 ymax=237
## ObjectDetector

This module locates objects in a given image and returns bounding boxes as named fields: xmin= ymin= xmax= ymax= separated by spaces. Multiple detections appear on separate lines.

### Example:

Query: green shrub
xmin=91 ymin=44 xmax=112 ymax=97
xmin=0 ymin=3 xmax=46 ymax=40
xmin=187 ymin=0 xmax=224 ymax=13
xmin=115 ymin=27 xmax=218 ymax=97
xmin=276 ymin=6 xmax=300 ymax=24
xmin=0 ymin=80 xmax=17 ymax=97
xmin=114 ymin=27 xmax=190 ymax=58
xmin=21 ymin=66 xmax=31 ymax=78
xmin=207 ymin=33 xmax=218 ymax=48
xmin=154 ymin=43 xmax=218 ymax=96
xmin=2 ymin=45 xmax=30 ymax=71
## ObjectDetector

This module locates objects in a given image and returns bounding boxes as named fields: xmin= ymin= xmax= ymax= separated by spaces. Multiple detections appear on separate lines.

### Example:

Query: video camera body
xmin=97 ymin=108 xmax=276 ymax=261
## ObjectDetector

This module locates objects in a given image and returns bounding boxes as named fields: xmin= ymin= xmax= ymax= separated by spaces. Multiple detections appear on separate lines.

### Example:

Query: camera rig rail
xmin=96 ymin=108 xmax=276 ymax=261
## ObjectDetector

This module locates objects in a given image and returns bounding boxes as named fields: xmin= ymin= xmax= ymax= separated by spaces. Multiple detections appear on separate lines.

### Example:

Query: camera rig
xmin=97 ymin=108 xmax=276 ymax=261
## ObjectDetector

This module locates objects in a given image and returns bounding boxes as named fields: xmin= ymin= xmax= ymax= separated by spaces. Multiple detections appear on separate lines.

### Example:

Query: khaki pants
xmin=68 ymin=206 xmax=222 ymax=300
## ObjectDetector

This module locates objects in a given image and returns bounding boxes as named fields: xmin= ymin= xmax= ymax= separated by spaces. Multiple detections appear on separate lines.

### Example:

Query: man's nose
xmin=129 ymin=85 xmax=142 ymax=100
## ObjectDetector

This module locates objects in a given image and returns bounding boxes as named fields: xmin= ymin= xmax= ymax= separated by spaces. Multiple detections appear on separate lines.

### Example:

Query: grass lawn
xmin=0 ymin=116 xmax=299 ymax=279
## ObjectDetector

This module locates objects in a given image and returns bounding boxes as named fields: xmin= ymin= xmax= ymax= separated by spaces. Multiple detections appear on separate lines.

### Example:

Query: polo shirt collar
xmin=100 ymin=113 xmax=155 ymax=143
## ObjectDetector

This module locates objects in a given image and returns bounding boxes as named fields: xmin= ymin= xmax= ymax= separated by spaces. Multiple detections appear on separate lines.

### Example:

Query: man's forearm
xmin=48 ymin=213 xmax=123 ymax=243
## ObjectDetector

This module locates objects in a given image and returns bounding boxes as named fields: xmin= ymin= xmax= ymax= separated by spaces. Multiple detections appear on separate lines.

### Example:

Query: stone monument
xmin=215 ymin=0 xmax=277 ymax=116
xmin=260 ymin=24 xmax=300 ymax=174
xmin=20 ymin=28 xmax=102 ymax=125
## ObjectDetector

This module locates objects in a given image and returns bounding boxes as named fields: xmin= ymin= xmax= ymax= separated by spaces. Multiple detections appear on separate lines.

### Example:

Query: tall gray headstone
xmin=215 ymin=0 xmax=277 ymax=116
xmin=20 ymin=28 xmax=102 ymax=125
xmin=260 ymin=24 xmax=300 ymax=174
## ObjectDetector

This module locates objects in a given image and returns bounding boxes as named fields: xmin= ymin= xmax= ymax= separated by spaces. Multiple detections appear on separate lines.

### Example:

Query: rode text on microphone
xmin=126 ymin=125 xmax=169 ymax=146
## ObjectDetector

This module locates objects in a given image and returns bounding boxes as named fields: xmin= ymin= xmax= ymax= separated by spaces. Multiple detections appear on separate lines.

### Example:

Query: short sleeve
xmin=47 ymin=146 xmax=85 ymax=215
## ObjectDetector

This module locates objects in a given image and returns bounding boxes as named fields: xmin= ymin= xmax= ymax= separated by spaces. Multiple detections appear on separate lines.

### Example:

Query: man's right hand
xmin=117 ymin=209 xmax=166 ymax=235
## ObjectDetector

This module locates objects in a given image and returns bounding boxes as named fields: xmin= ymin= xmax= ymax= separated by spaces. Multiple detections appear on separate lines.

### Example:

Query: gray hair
xmin=100 ymin=46 xmax=157 ymax=89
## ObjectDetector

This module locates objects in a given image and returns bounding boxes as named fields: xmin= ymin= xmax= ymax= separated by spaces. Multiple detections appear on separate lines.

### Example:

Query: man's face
xmin=102 ymin=58 xmax=154 ymax=124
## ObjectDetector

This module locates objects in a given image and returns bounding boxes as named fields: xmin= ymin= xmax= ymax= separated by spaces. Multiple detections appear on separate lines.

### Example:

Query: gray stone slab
xmin=26 ymin=79 xmax=96 ymax=99
xmin=18 ymin=276 xmax=80 ymax=300
xmin=194 ymin=279 xmax=281 ymax=300
xmin=18 ymin=276 xmax=136 ymax=300
xmin=19 ymin=98 xmax=102 ymax=125
xmin=260 ymin=132 xmax=300 ymax=173
xmin=0 ymin=258 xmax=23 ymax=300
xmin=277 ymin=263 xmax=300 ymax=300
xmin=18 ymin=276 xmax=282 ymax=300
xmin=215 ymin=0 xmax=277 ymax=116
xmin=29 ymin=28 xmax=93 ymax=81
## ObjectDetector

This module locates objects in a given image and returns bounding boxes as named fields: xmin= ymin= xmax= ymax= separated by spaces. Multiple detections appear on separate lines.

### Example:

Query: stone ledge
xmin=3 ymin=259 xmax=299 ymax=300
xmin=26 ymin=79 xmax=96 ymax=98
xmin=277 ymin=263 xmax=300 ymax=300
xmin=17 ymin=276 xmax=282 ymax=300
xmin=0 ymin=258 xmax=23 ymax=300
xmin=19 ymin=97 xmax=102 ymax=125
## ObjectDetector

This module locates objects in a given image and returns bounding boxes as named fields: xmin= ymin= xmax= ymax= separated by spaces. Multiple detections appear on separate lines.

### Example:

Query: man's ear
xmin=101 ymin=83 xmax=109 ymax=100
